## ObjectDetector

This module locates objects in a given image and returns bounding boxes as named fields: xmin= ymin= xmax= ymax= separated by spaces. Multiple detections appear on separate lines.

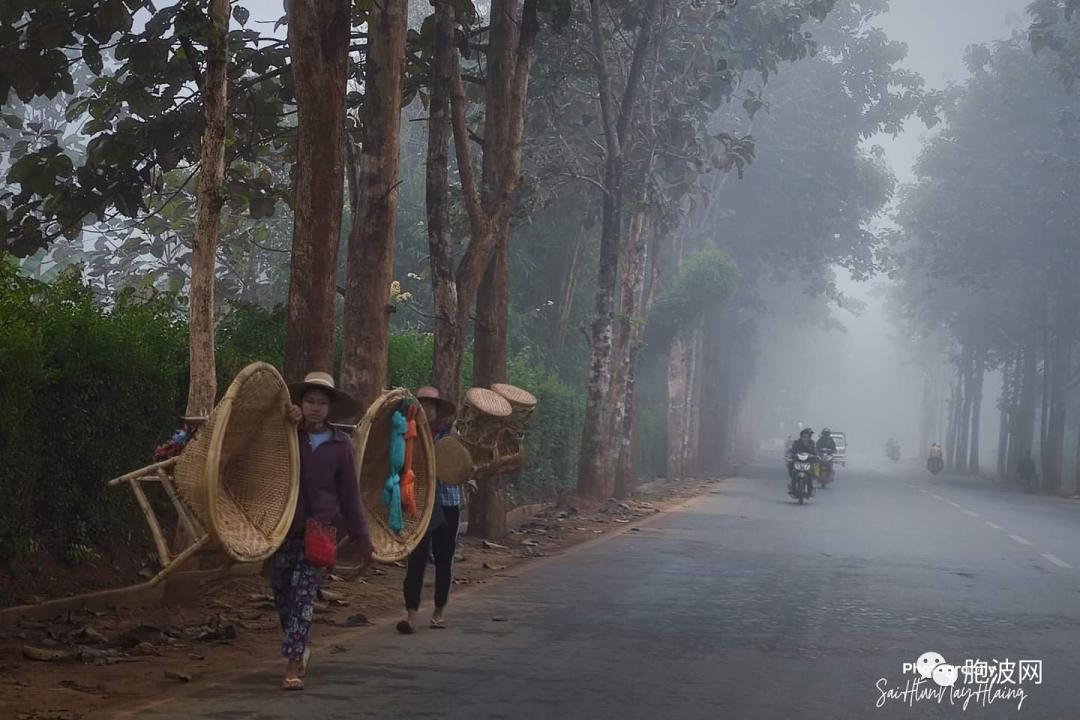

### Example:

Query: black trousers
xmin=403 ymin=505 xmax=460 ymax=611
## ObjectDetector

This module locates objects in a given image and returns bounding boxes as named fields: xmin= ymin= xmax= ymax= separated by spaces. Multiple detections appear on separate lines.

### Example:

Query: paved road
xmin=115 ymin=459 xmax=1080 ymax=719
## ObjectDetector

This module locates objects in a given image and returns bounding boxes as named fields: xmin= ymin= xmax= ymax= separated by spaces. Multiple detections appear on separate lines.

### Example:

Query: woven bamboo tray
xmin=352 ymin=389 xmax=436 ymax=563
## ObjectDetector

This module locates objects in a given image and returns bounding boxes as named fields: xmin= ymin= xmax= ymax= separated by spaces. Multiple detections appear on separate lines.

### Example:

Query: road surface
xmin=111 ymin=459 xmax=1080 ymax=719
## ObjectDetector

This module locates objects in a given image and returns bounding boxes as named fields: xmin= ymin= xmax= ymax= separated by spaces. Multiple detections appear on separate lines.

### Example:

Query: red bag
xmin=305 ymin=517 xmax=337 ymax=567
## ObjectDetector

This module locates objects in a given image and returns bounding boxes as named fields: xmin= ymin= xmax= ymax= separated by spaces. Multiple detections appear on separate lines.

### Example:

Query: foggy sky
xmin=829 ymin=0 xmax=1029 ymax=460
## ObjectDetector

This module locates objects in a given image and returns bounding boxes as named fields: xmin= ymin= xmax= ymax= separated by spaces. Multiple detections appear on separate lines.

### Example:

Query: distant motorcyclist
xmin=1017 ymin=451 xmax=1038 ymax=493
xmin=885 ymin=437 xmax=901 ymax=461
xmin=816 ymin=428 xmax=837 ymax=455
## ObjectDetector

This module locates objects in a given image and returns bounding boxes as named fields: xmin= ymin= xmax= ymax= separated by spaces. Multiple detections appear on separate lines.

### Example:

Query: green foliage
xmin=0 ymin=259 xmax=188 ymax=562
xmin=504 ymin=350 xmax=586 ymax=505
xmin=648 ymin=250 xmax=740 ymax=348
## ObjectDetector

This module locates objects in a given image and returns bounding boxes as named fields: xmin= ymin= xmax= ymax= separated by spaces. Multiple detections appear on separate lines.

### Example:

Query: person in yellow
xmin=927 ymin=443 xmax=944 ymax=472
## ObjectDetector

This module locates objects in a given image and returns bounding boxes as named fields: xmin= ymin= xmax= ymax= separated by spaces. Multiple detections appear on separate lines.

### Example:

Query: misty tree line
xmin=889 ymin=0 xmax=1080 ymax=495
xmin=3 ymin=0 xmax=1075 ymax=544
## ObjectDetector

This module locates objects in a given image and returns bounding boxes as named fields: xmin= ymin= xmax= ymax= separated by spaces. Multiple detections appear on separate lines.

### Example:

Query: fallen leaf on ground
xmin=327 ymin=574 xmax=346 ymax=582
xmin=344 ymin=614 xmax=373 ymax=627
xmin=482 ymin=563 xmax=507 ymax=571
xmin=330 ymin=645 xmax=348 ymax=654
xmin=164 ymin=670 xmax=192 ymax=683
xmin=189 ymin=653 xmax=206 ymax=661
xmin=22 ymin=645 xmax=73 ymax=662
xmin=482 ymin=541 xmax=508 ymax=550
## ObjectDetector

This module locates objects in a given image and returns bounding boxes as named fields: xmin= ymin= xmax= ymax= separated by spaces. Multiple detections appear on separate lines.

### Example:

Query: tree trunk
xmin=468 ymin=229 xmax=510 ymax=539
xmin=1043 ymin=297 xmax=1071 ymax=496
xmin=1041 ymin=302 xmax=1051 ymax=457
xmin=431 ymin=0 xmax=538 ymax=407
xmin=283 ymin=0 xmax=350 ymax=382
xmin=968 ymin=342 xmax=985 ymax=475
xmin=576 ymin=0 xmax=662 ymax=499
xmin=996 ymin=351 xmax=1014 ymax=478
xmin=946 ymin=380 xmax=960 ymax=472
xmin=1011 ymin=299 xmax=1040 ymax=473
xmin=684 ymin=324 xmax=704 ymax=476
xmin=340 ymin=0 xmax=408 ymax=414
xmin=613 ymin=210 xmax=654 ymax=498
xmin=667 ymin=335 xmax=688 ymax=481
xmin=956 ymin=342 xmax=973 ymax=474
xmin=607 ymin=209 xmax=644 ymax=493
xmin=185 ymin=0 xmax=229 ymax=417
xmin=426 ymin=0 xmax=463 ymax=403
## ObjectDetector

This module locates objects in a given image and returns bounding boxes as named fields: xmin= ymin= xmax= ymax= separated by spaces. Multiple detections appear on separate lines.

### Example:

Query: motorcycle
xmin=928 ymin=456 xmax=944 ymax=475
xmin=788 ymin=451 xmax=817 ymax=504
xmin=818 ymin=450 xmax=835 ymax=488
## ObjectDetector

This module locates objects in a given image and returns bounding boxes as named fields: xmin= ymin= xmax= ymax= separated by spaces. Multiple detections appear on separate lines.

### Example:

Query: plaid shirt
xmin=433 ymin=427 xmax=462 ymax=507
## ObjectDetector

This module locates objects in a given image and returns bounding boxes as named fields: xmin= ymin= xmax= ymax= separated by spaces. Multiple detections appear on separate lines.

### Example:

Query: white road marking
xmin=984 ymin=522 xmax=1002 ymax=530
xmin=1042 ymin=554 xmax=1073 ymax=569
xmin=918 ymin=489 xmax=929 ymax=493
xmin=1010 ymin=535 xmax=1033 ymax=546
xmin=932 ymin=495 xmax=944 ymax=500
xmin=964 ymin=510 xmax=981 ymax=517
xmin=948 ymin=501 xmax=961 ymax=508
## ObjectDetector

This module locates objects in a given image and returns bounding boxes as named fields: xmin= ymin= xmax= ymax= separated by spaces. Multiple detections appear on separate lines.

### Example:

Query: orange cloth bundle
xmin=400 ymin=403 xmax=419 ymax=517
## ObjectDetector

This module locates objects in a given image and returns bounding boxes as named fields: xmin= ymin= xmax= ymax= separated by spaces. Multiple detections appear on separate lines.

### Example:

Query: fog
xmin=751 ymin=0 xmax=1033 ymax=466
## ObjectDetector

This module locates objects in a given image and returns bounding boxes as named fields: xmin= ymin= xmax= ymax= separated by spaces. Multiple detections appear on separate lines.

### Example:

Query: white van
xmin=831 ymin=431 xmax=847 ymax=466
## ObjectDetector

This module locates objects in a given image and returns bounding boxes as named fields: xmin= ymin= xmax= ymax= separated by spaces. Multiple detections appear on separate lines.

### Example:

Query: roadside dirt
xmin=0 ymin=475 xmax=727 ymax=720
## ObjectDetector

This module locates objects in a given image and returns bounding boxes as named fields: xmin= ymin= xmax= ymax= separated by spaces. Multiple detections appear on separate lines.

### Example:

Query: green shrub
xmin=0 ymin=262 xmax=188 ymax=562
xmin=505 ymin=350 xmax=585 ymax=506
xmin=0 ymin=264 xmax=599 ymax=562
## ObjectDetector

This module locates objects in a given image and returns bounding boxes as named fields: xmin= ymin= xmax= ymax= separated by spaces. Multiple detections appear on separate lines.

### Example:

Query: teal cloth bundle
xmin=383 ymin=410 xmax=407 ymax=535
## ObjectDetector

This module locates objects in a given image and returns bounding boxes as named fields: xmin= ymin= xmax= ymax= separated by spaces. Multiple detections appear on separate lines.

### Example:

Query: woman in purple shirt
xmin=278 ymin=372 xmax=372 ymax=691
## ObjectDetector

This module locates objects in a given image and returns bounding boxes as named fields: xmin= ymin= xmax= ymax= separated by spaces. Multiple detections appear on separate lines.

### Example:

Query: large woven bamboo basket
xmin=172 ymin=363 xmax=300 ymax=563
xmin=352 ymin=389 xmax=436 ymax=563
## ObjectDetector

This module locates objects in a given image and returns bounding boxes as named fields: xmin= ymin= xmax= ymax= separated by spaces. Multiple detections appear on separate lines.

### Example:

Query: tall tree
xmin=341 ymin=0 xmax=409 ymax=412
xmin=576 ymin=0 xmax=663 ymax=499
xmin=186 ymin=0 xmax=230 ymax=418
xmin=282 ymin=0 xmax=351 ymax=381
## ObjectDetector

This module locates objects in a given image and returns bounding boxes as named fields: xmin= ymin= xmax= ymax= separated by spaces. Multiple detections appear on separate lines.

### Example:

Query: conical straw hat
xmin=464 ymin=387 xmax=512 ymax=417
xmin=434 ymin=435 xmax=473 ymax=486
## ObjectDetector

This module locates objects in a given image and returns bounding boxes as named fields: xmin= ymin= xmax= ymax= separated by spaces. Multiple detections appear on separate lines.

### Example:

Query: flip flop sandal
xmin=299 ymin=647 xmax=311 ymax=678
xmin=429 ymin=618 xmax=446 ymax=629
xmin=396 ymin=620 xmax=417 ymax=635
xmin=281 ymin=677 xmax=305 ymax=691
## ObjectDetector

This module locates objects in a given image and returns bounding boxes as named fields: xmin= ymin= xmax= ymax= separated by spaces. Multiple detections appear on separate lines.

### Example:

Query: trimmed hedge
xmin=0 ymin=262 xmax=189 ymax=562
xmin=0 ymin=274 xmax=587 ymax=561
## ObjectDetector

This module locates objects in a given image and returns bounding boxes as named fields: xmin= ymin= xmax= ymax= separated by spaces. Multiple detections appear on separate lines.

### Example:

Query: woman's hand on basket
xmin=283 ymin=402 xmax=303 ymax=426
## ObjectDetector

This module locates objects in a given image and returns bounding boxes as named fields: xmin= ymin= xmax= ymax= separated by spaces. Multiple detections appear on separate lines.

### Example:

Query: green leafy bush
xmin=0 ymin=261 xmax=188 ymax=562
xmin=505 ymin=350 xmax=586 ymax=506
xmin=0 ymin=269 xmax=589 ymax=562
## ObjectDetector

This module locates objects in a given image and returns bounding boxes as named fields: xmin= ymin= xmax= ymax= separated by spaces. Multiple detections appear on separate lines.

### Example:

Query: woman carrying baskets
xmin=398 ymin=386 xmax=461 ymax=634
xmin=277 ymin=372 xmax=373 ymax=691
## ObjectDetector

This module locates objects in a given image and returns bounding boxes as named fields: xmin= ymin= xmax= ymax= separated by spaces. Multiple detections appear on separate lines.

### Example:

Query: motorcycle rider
xmin=786 ymin=428 xmax=818 ymax=493
xmin=927 ymin=443 xmax=943 ymax=470
xmin=816 ymin=428 xmax=837 ymax=485
xmin=816 ymin=428 xmax=837 ymax=455
xmin=1017 ymin=451 xmax=1038 ymax=493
